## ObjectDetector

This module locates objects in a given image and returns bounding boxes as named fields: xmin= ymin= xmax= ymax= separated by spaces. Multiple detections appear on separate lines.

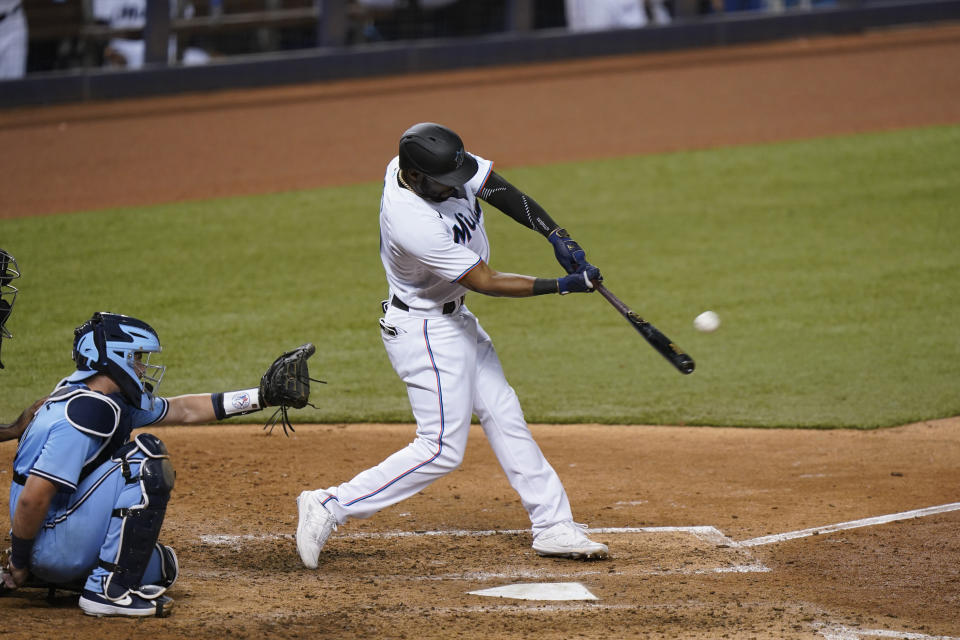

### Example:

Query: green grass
xmin=2 ymin=125 xmax=958 ymax=428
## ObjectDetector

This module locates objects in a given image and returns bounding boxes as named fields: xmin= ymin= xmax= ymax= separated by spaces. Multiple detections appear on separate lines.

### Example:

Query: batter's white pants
xmin=320 ymin=304 xmax=573 ymax=536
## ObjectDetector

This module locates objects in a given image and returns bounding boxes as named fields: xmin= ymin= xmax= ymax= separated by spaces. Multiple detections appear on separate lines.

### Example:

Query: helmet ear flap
xmin=73 ymin=316 xmax=103 ymax=371
xmin=91 ymin=312 xmax=109 ymax=369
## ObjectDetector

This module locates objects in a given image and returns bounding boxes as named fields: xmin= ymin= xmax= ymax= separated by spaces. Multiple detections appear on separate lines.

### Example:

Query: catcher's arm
xmin=157 ymin=344 xmax=322 ymax=435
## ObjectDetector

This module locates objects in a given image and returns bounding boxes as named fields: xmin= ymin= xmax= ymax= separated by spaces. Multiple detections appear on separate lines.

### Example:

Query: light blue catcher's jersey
xmin=9 ymin=378 xmax=168 ymax=522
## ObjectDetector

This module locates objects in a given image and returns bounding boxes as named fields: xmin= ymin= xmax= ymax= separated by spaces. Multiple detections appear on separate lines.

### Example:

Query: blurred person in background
xmin=720 ymin=0 xmax=835 ymax=12
xmin=351 ymin=0 xmax=471 ymax=42
xmin=0 ymin=0 xmax=27 ymax=78
xmin=93 ymin=0 xmax=210 ymax=68
xmin=565 ymin=0 xmax=671 ymax=31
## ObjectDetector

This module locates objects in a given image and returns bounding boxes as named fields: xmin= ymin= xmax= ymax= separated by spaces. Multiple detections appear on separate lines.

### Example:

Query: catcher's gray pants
xmin=320 ymin=305 xmax=573 ymax=536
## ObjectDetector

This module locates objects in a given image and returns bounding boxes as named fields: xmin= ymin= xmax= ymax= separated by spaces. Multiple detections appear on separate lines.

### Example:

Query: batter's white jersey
xmin=379 ymin=153 xmax=493 ymax=310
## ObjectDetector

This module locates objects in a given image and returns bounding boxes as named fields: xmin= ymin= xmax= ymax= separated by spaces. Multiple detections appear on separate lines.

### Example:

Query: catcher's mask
xmin=72 ymin=312 xmax=165 ymax=410
xmin=0 ymin=248 xmax=19 ymax=369
xmin=398 ymin=122 xmax=478 ymax=201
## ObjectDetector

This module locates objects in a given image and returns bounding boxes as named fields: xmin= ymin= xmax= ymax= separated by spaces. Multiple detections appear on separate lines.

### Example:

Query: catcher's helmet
xmin=398 ymin=122 xmax=479 ymax=187
xmin=72 ymin=312 xmax=165 ymax=410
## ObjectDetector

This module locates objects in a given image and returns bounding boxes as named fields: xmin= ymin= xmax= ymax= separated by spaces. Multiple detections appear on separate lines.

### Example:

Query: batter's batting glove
xmin=549 ymin=228 xmax=587 ymax=275
xmin=558 ymin=265 xmax=602 ymax=295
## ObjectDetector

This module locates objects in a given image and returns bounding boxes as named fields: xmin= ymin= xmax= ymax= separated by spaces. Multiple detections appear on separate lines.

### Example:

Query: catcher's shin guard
xmin=101 ymin=434 xmax=176 ymax=602
xmin=155 ymin=544 xmax=179 ymax=590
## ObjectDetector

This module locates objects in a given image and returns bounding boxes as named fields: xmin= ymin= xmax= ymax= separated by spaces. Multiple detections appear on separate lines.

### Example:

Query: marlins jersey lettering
xmin=379 ymin=154 xmax=493 ymax=311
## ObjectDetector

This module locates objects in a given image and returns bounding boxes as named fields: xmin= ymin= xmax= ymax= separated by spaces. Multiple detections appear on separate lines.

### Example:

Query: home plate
xmin=468 ymin=582 xmax=598 ymax=601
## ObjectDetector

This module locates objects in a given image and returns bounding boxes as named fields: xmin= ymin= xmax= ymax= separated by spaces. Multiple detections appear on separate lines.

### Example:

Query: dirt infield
xmin=2 ymin=420 xmax=959 ymax=639
xmin=2 ymin=21 xmax=960 ymax=640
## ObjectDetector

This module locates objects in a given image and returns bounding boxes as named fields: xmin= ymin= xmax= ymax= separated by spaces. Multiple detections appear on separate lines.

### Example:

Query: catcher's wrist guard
xmin=9 ymin=534 xmax=34 ymax=569
xmin=212 ymin=388 xmax=262 ymax=420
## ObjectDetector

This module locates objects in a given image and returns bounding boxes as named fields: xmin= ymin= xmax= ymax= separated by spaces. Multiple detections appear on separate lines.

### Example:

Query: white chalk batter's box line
xmin=813 ymin=622 xmax=960 ymax=640
xmin=735 ymin=501 xmax=960 ymax=547
xmin=201 ymin=525 xmax=729 ymax=545
xmin=200 ymin=525 xmax=770 ymax=576
xmin=202 ymin=501 xmax=960 ymax=550
xmin=200 ymin=501 xmax=960 ymax=581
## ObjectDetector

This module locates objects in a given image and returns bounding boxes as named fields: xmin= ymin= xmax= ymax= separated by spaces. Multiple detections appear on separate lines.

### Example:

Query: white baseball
xmin=693 ymin=310 xmax=720 ymax=333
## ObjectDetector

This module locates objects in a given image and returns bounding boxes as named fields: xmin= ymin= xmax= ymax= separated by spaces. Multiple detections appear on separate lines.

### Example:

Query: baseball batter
xmin=296 ymin=122 xmax=608 ymax=565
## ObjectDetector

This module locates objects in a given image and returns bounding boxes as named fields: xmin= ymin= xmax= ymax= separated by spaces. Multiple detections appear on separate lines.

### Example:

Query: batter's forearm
xmin=461 ymin=271 xmax=538 ymax=297
xmin=478 ymin=172 xmax=560 ymax=238
xmin=459 ymin=261 xmax=559 ymax=297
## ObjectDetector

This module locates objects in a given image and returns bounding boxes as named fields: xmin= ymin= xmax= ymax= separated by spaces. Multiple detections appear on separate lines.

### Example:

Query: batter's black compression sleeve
xmin=477 ymin=172 xmax=560 ymax=238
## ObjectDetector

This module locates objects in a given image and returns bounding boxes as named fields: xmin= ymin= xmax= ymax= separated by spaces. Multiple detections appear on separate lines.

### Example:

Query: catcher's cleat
xmin=532 ymin=522 xmax=609 ymax=560
xmin=296 ymin=490 xmax=338 ymax=569
xmin=79 ymin=589 xmax=174 ymax=618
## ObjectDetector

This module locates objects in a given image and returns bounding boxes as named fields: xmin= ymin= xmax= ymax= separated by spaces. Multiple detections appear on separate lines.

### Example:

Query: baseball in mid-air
xmin=694 ymin=310 xmax=720 ymax=333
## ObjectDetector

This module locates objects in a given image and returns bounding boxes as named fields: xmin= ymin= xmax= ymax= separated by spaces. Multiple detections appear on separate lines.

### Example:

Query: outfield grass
xmin=2 ymin=125 xmax=958 ymax=428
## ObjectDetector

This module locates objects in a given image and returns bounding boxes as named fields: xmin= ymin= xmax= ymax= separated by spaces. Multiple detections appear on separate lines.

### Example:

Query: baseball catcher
xmin=1 ymin=312 xmax=319 ymax=617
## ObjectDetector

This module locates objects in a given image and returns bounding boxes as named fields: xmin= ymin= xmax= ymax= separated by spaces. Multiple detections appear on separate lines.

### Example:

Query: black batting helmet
xmin=398 ymin=123 xmax=479 ymax=187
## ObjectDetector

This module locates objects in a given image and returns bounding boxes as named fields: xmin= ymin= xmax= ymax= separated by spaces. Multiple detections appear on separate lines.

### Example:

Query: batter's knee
xmin=432 ymin=445 xmax=465 ymax=473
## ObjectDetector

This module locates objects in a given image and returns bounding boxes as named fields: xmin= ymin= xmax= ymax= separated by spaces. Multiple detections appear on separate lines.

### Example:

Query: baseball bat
xmin=595 ymin=284 xmax=695 ymax=375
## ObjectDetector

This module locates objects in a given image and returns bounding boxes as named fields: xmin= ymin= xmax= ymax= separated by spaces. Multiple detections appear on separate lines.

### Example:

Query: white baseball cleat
xmin=532 ymin=521 xmax=609 ymax=559
xmin=296 ymin=490 xmax=338 ymax=569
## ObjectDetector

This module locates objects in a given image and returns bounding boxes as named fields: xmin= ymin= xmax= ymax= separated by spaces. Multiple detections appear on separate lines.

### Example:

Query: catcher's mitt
xmin=259 ymin=343 xmax=325 ymax=436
